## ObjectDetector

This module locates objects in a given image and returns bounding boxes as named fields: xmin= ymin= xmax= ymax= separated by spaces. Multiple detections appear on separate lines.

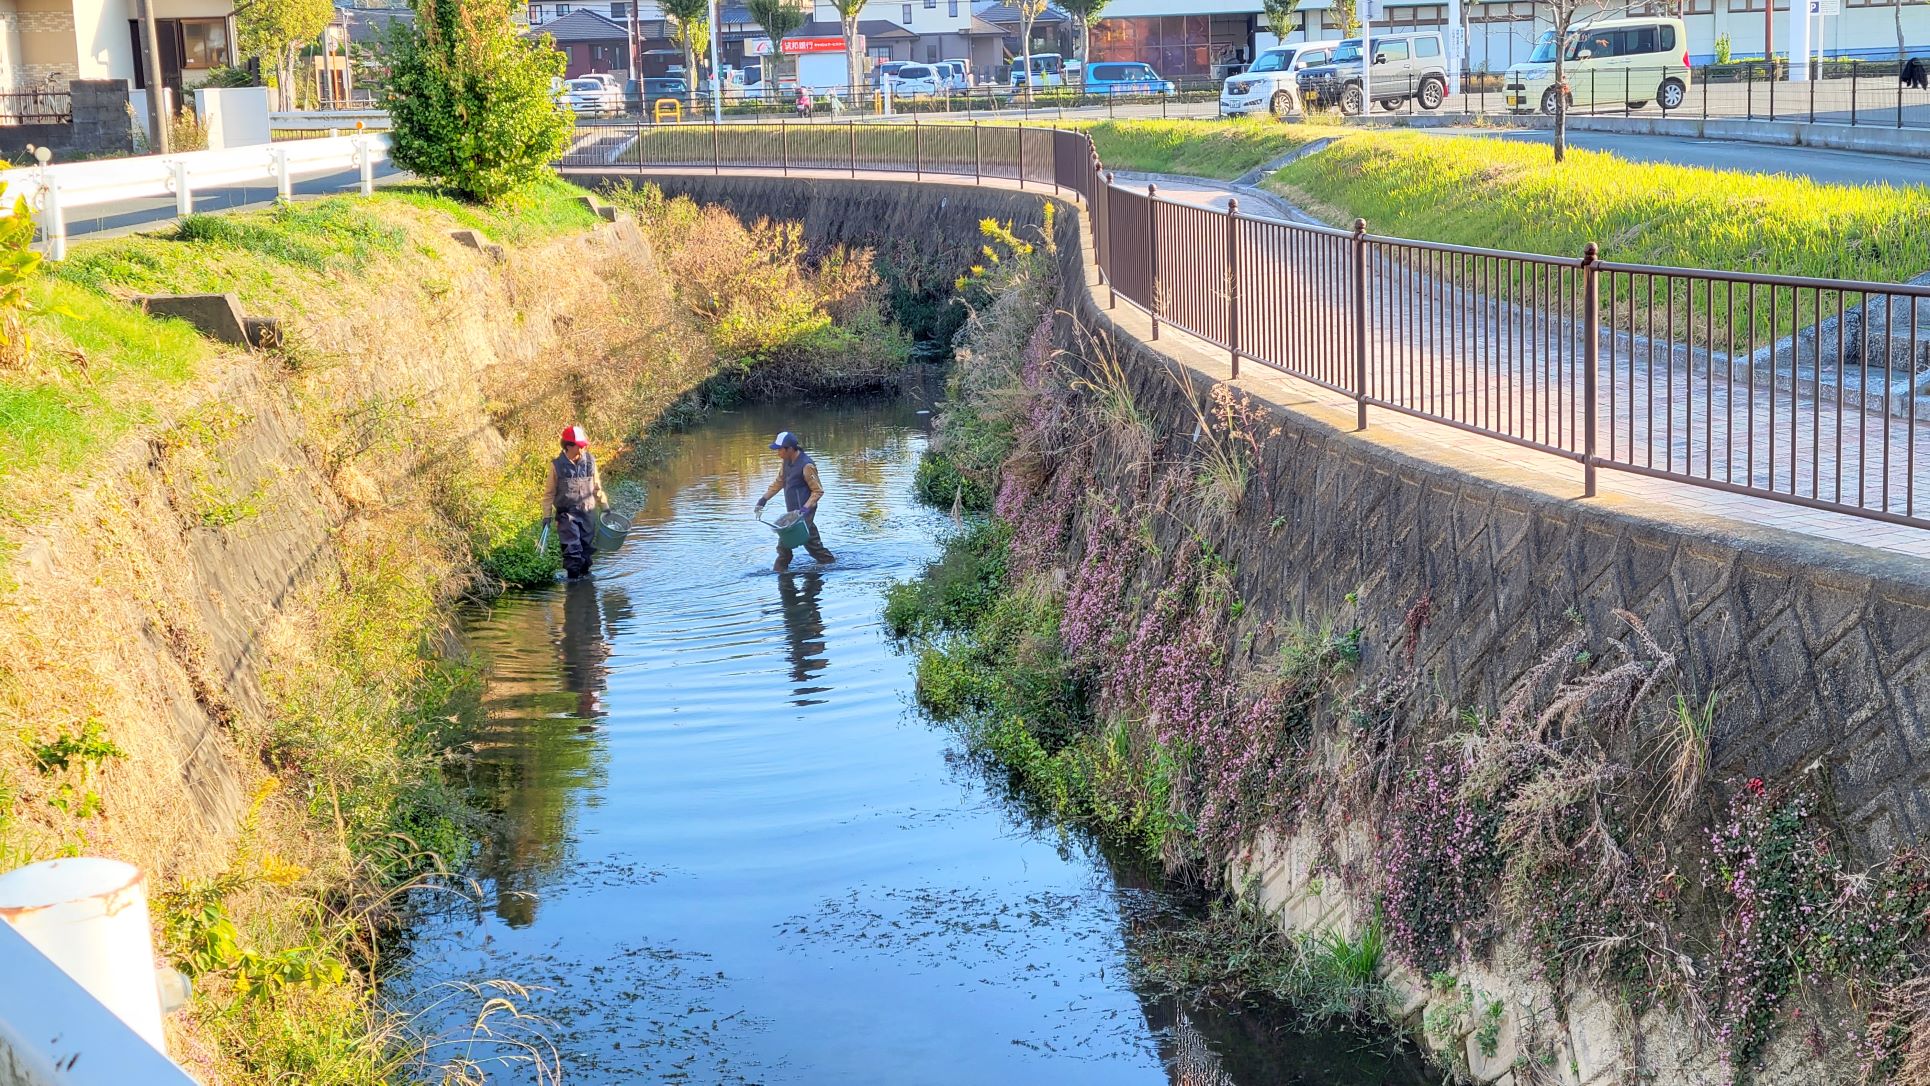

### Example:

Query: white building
xmin=807 ymin=0 xmax=1005 ymax=71
xmin=2 ymin=0 xmax=235 ymax=95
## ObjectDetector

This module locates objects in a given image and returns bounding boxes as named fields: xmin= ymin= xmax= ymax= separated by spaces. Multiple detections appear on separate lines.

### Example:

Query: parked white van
xmin=1219 ymin=42 xmax=1339 ymax=117
xmin=1504 ymin=17 xmax=1692 ymax=114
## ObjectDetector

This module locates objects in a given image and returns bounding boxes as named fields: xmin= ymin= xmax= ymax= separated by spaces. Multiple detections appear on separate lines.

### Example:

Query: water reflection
xmin=775 ymin=571 xmax=829 ymax=704
xmin=396 ymin=394 xmax=1427 ymax=1085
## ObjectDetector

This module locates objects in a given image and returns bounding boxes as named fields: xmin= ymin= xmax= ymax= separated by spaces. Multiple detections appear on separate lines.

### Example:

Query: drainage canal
xmin=392 ymin=395 xmax=1427 ymax=1085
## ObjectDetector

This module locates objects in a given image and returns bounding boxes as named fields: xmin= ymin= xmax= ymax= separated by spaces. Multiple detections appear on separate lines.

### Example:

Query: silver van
xmin=1296 ymin=31 xmax=1450 ymax=114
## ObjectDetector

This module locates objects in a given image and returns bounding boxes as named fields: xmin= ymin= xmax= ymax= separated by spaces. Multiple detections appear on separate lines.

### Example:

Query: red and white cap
xmin=561 ymin=425 xmax=589 ymax=447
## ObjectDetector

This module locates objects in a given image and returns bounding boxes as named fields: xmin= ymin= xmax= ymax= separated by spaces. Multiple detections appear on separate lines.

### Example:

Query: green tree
xmin=826 ymin=0 xmax=865 ymax=99
xmin=1331 ymin=0 xmax=1359 ymax=35
xmin=746 ymin=0 xmax=807 ymax=86
xmin=1261 ymin=0 xmax=1301 ymax=42
xmin=1057 ymin=0 xmax=1110 ymax=67
xmin=661 ymin=0 xmax=710 ymax=110
xmin=237 ymin=0 xmax=334 ymax=110
xmin=384 ymin=0 xmax=571 ymax=203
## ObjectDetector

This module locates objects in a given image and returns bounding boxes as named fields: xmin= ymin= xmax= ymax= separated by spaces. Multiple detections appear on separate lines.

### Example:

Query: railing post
xmin=1017 ymin=121 xmax=1025 ymax=189
xmin=1850 ymin=60 xmax=1858 ymax=126
xmin=914 ymin=115 xmax=923 ymax=180
xmin=972 ymin=120 xmax=982 ymax=183
xmin=636 ymin=120 xmax=645 ymax=176
xmin=1582 ymin=241 xmax=1601 ymax=498
xmin=41 ymin=176 xmax=65 ymax=262
xmin=1225 ymin=196 xmax=1240 ymax=378
xmin=1147 ymin=183 xmax=1159 ymax=340
xmin=782 ymin=121 xmax=789 ymax=176
xmin=849 ymin=120 xmax=856 ymax=177
xmin=172 ymin=158 xmax=192 ymax=218
xmin=711 ymin=120 xmax=720 ymax=174
xmin=1352 ymin=217 xmax=1369 ymax=432
xmin=1809 ymin=60 xmax=1816 ymax=123
xmin=1106 ymin=171 xmax=1118 ymax=310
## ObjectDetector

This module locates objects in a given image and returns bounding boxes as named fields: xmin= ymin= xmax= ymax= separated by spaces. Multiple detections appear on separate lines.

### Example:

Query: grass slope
xmin=1266 ymin=130 xmax=1930 ymax=280
xmin=1065 ymin=118 xmax=1314 ymax=181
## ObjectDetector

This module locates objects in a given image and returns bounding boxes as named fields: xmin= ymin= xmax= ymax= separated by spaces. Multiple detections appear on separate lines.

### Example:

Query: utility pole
xmin=137 ymin=0 xmax=170 ymax=153
xmin=628 ymin=0 xmax=642 ymax=89
xmin=708 ymin=0 xmax=723 ymax=123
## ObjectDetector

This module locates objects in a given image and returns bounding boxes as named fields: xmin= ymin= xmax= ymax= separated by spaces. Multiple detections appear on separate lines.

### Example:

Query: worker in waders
xmin=754 ymin=430 xmax=836 ymax=572
xmin=543 ymin=425 xmax=608 ymax=579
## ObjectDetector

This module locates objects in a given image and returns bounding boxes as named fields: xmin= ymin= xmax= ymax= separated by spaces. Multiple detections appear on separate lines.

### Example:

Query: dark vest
xmin=782 ymin=451 xmax=815 ymax=513
xmin=554 ymin=452 xmax=597 ymax=512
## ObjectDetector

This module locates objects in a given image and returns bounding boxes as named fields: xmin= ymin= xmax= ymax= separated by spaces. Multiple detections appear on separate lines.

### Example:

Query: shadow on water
xmin=393 ymin=390 xmax=1430 ymax=1085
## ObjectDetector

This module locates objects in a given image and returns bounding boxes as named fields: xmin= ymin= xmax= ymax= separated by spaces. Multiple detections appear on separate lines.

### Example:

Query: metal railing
xmin=0 ymin=90 xmax=71 ymax=125
xmin=0 ymin=134 xmax=391 ymax=260
xmin=607 ymin=120 xmax=1928 ymax=529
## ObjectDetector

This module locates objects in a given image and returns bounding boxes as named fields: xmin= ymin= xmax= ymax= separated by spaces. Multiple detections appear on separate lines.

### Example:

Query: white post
xmin=1447 ymin=0 xmax=1462 ymax=96
xmin=708 ymin=0 xmax=723 ymax=125
xmin=884 ymin=71 xmax=893 ymax=116
xmin=171 ymin=159 xmax=191 ymax=218
xmin=1789 ymin=0 xmax=1810 ymax=81
xmin=272 ymin=147 xmax=291 ymax=200
xmin=41 ymin=176 xmax=65 ymax=262
xmin=0 ymin=859 xmax=168 ymax=1053
xmin=1360 ymin=2 xmax=1373 ymax=112
xmin=357 ymin=137 xmax=373 ymax=195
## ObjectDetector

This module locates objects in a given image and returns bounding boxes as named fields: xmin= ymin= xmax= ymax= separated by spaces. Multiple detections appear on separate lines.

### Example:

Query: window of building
xmin=948 ymin=0 xmax=958 ymax=14
xmin=925 ymin=0 xmax=936 ymax=8
xmin=528 ymin=3 xmax=543 ymax=22
xmin=611 ymin=1 xmax=627 ymax=16
xmin=902 ymin=3 xmax=912 ymax=21
xmin=1726 ymin=0 xmax=1790 ymax=12
xmin=1470 ymin=2 xmax=1532 ymax=23
xmin=1382 ymin=5 xmax=1445 ymax=29
xmin=1684 ymin=0 xmax=1714 ymax=14
xmin=179 ymin=17 xmax=229 ymax=68
xmin=1845 ymin=0 xmax=1895 ymax=9
xmin=556 ymin=4 xmax=571 ymax=13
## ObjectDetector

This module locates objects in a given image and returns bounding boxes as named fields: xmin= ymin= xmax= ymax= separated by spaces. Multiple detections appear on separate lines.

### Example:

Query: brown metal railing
xmin=601 ymin=120 xmax=1930 ymax=529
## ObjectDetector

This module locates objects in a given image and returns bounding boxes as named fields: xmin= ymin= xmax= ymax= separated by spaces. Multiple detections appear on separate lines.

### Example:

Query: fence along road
xmin=593 ymin=120 xmax=1929 ymax=542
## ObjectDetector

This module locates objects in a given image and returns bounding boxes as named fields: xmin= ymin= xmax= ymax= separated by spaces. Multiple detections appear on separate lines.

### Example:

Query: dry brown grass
xmin=1865 ymin=978 xmax=1930 ymax=1086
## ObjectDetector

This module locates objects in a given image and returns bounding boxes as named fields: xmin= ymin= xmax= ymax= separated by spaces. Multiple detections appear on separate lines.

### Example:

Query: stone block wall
xmin=0 ymin=79 xmax=135 ymax=161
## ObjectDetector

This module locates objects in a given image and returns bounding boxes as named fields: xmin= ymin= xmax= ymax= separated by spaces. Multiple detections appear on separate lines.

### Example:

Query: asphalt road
xmin=55 ymin=164 xmax=407 ymax=244
xmin=1404 ymin=125 xmax=1924 ymax=187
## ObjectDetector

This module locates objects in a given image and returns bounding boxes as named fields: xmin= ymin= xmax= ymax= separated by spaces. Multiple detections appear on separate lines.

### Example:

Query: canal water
xmin=393 ymin=394 xmax=1427 ymax=1085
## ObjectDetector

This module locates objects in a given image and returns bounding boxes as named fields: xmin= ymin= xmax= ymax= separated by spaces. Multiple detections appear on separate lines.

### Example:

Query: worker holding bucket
xmin=755 ymin=431 xmax=836 ymax=573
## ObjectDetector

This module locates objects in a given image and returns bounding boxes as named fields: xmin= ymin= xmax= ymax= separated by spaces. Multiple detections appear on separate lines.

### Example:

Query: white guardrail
xmin=269 ymin=109 xmax=391 ymax=131
xmin=0 ymin=133 xmax=391 ymax=260
xmin=0 ymin=921 xmax=198 ymax=1085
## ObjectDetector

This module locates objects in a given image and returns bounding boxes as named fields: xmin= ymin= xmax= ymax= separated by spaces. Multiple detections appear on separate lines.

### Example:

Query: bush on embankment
xmin=1266 ymin=130 xmax=1930 ymax=281
xmin=884 ymin=184 xmax=1930 ymax=1083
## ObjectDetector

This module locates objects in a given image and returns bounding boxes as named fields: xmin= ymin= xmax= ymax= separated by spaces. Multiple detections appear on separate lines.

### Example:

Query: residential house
xmin=2 ymin=0 xmax=235 ymax=100
xmin=972 ymin=0 xmax=1070 ymax=76
xmin=528 ymin=8 xmax=634 ymax=77
xmin=806 ymin=0 xmax=1002 ymax=73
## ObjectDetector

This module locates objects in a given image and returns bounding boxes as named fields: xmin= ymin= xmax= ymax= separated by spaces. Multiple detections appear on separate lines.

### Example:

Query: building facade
xmin=0 ymin=0 xmax=235 ymax=97
xmin=1080 ymin=0 xmax=1926 ymax=80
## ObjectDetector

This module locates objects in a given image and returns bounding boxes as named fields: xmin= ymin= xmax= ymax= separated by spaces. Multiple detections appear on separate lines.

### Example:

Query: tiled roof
xmin=528 ymin=8 xmax=628 ymax=41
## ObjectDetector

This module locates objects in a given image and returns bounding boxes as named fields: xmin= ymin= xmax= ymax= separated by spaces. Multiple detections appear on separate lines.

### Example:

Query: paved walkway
xmin=580 ymin=162 xmax=1930 ymax=561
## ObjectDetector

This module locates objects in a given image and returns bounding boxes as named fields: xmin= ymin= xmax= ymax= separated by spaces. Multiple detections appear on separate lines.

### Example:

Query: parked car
xmin=639 ymin=77 xmax=689 ymax=108
xmin=561 ymin=76 xmax=622 ymax=116
xmin=868 ymin=60 xmax=911 ymax=89
xmin=1082 ymin=61 xmax=1175 ymax=96
xmin=1296 ymin=32 xmax=1449 ymax=114
xmin=1010 ymin=52 xmax=1066 ymax=88
xmin=1219 ymin=43 xmax=1337 ymax=116
xmin=932 ymin=60 xmax=970 ymax=92
xmin=884 ymin=63 xmax=946 ymax=98
xmin=942 ymin=57 xmax=974 ymax=86
xmin=1504 ymin=17 xmax=1691 ymax=114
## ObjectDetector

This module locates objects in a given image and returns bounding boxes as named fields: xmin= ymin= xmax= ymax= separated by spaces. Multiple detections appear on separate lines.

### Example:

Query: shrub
xmin=0 ymin=197 xmax=48 ymax=370
xmin=1379 ymin=746 xmax=1502 ymax=973
xmin=912 ymin=449 xmax=992 ymax=512
xmin=384 ymin=0 xmax=572 ymax=203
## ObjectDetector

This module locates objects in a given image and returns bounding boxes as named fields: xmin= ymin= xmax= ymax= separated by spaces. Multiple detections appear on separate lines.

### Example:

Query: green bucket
xmin=591 ymin=512 xmax=631 ymax=553
xmin=772 ymin=511 xmax=811 ymax=549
